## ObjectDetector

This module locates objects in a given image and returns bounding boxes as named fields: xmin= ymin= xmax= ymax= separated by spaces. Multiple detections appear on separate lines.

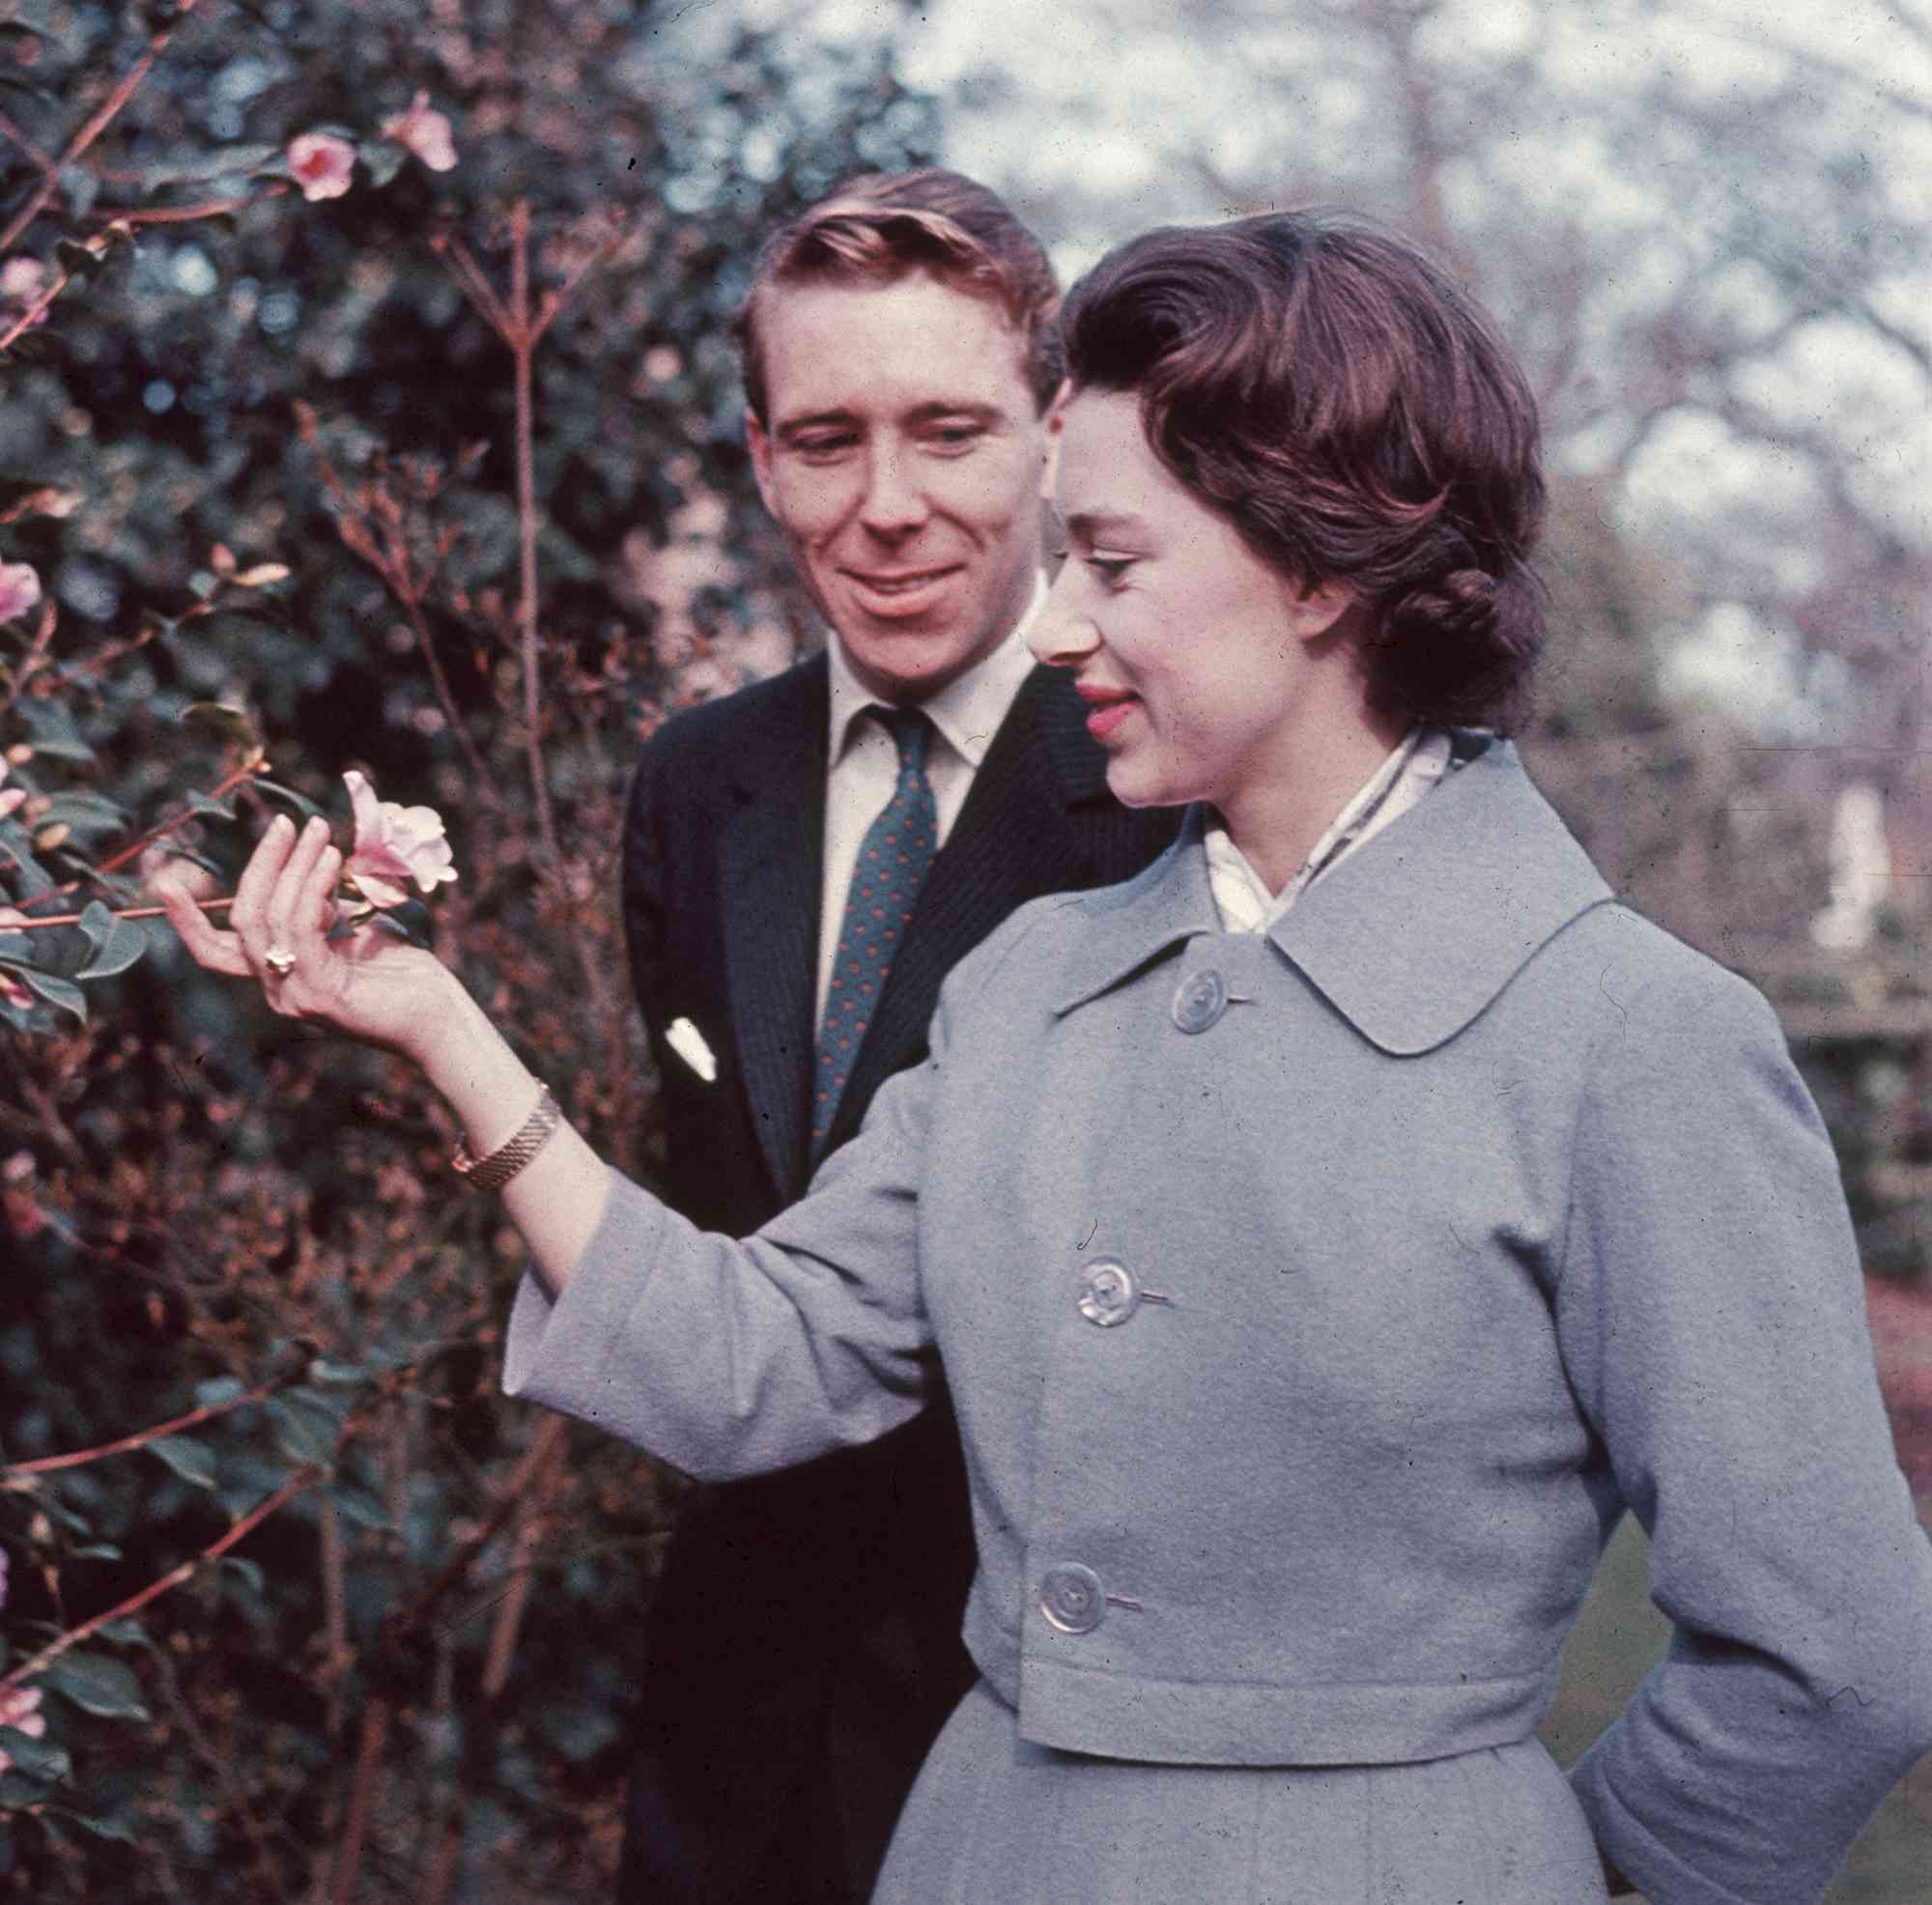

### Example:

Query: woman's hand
xmin=157 ymin=811 xmax=461 ymax=1063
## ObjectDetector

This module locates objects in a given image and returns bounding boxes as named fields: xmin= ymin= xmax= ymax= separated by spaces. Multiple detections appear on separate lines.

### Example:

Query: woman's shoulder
xmin=1528 ymin=896 xmax=1790 ymax=1063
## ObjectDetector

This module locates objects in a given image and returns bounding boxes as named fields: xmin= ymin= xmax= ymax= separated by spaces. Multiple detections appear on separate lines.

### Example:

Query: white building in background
xmin=1811 ymin=781 xmax=1893 ymax=951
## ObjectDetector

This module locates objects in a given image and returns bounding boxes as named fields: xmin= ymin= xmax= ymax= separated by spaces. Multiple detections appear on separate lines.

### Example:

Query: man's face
xmin=746 ymin=270 xmax=1057 ymax=705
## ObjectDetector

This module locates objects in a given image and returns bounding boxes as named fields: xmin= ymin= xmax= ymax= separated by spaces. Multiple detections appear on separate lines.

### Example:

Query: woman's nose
xmin=1028 ymin=564 xmax=1099 ymax=668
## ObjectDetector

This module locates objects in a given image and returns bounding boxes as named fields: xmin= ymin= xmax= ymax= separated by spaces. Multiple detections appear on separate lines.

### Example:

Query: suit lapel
xmin=824 ymin=667 xmax=1105 ymax=1153
xmin=720 ymin=656 xmax=829 ymax=1201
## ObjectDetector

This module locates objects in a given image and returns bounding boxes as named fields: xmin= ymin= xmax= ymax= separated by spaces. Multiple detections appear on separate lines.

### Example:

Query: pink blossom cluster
xmin=0 ymin=1685 xmax=47 ymax=1776
xmin=384 ymin=93 xmax=458 ymax=173
xmin=344 ymin=769 xmax=458 ymax=908
xmin=287 ymin=95 xmax=457 ymax=204
xmin=0 ymin=1551 xmax=45 ymax=1776
xmin=0 ymin=256 xmax=50 ymax=326
xmin=0 ymin=559 xmax=40 ymax=624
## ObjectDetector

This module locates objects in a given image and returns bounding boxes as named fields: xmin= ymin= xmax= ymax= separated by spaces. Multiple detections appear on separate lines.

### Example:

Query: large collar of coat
xmin=1051 ymin=737 xmax=1614 ymax=1056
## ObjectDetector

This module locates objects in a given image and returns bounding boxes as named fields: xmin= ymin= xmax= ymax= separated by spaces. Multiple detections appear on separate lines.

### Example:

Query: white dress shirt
xmin=815 ymin=581 xmax=1046 ymax=1030
xmin=1205 ymin=727 xmax=1457 ymax=933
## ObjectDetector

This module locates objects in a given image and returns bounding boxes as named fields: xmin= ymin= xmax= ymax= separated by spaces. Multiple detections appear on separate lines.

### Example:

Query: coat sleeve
xmin=1556 ymin=959 xmax=1932 ymax=1905
xmin=499 ymin=995 xmax=946 ymax=1482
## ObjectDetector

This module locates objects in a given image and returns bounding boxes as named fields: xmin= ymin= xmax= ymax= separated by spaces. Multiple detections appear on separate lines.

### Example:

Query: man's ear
xmin=745 ymin=411 xmax=779 ymax=515
xmin=1038 ymin=379 xmax=1070 ymax=500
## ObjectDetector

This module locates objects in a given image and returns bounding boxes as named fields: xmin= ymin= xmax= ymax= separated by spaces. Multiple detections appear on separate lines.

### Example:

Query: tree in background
xmin=914 ymin=0 xmax=1932 ymax=1278
xmin=1 ymin=0 xmax=933 ymax=1895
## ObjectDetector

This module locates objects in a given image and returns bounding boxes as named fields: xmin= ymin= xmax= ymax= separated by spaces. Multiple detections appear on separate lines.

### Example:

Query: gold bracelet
xmin=452 ymin=1084 xmax=561 ymax=1194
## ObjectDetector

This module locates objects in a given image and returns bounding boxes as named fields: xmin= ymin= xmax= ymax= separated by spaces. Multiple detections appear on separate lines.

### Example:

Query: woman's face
xmin=1030 ymin=388 xmax=1350 ymax=827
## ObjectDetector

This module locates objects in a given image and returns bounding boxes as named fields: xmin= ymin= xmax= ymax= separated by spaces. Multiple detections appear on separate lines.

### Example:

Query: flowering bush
xmin=0 ymin=0 xmax=936 ymax=1894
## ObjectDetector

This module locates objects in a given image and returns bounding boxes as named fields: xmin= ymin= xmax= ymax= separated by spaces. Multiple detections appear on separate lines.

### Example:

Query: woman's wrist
xmin=404 ymin=966 xmax=542 ymax=1153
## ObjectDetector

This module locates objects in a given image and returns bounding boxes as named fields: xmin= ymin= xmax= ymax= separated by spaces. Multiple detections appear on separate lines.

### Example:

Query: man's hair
xmin=1060 ymin=210 xmax=1548 ymax=732
xmin=735 ymin=168 xmax=1064 ymax=423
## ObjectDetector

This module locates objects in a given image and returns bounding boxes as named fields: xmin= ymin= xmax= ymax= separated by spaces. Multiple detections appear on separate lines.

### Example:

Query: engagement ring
xmin=264 ymin=946 xmax=298 ymax=978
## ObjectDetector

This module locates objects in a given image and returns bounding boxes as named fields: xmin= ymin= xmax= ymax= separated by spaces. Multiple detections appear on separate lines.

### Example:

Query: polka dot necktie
xmin=811 ymin=706 xmax=938 ymax=1156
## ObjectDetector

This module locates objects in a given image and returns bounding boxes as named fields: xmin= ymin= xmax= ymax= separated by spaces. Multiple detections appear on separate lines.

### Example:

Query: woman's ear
xmin=1286 ymin=577 xmax=1359 ymax=645
xmin=1038 ymin=379 xmax=1071 ymax=500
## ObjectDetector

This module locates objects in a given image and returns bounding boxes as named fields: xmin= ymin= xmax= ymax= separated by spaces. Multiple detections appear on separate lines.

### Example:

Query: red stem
xmin=0 ymin=1468 xmax=323 ymax=1694
xmin=2 ymin=1371 xmax=284 ymax=1477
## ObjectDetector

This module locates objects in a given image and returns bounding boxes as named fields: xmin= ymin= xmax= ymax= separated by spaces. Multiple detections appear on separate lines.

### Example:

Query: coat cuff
xmin=501 ymin=1166 xmax=670 ymax=1441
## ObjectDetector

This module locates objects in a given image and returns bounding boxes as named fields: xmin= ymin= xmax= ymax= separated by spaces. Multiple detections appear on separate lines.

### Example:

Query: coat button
xmin=1078 ymin=1259 xmax=1141 ymax=1327
xmin=1038 ymin=1563 xmax=1106 ymax=1634
xmin=1172 ymin=967 xmax=1228 ymax=1034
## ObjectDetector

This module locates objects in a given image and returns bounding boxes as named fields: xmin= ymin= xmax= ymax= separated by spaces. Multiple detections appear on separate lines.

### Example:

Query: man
xmin=618 ymin=170 xmax=1179 ymax=1904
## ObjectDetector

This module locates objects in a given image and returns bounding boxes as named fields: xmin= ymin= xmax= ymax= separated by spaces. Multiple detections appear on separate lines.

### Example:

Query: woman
xmin=165 ymin=212 xmax=1932 ymax=1904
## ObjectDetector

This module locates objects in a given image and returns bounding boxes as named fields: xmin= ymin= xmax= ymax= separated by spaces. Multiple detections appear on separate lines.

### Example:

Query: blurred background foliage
xmin=0 ymin=0 xmax=1927 ymax=1897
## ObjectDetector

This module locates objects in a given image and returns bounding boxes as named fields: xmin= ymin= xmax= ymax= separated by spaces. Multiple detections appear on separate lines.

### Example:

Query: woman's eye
xmin=1085 ymin=554 xmax=1136 ymax=584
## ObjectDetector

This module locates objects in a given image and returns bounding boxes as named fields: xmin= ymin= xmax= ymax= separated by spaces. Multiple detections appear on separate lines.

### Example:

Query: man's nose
xmin=1028 ymin=564 xmax=1099 ymax=667
xmin=858 ymin=446 xmax=930 ymax=536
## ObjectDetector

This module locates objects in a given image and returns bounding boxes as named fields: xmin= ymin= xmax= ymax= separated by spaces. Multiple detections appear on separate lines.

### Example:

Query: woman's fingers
xmin=264 ymin=818 xmax=334 ymax=966
xmin=228 ymin=813 xmax=298 ymax=958
xmin=153 ymin=866 xmax=253 ymax=978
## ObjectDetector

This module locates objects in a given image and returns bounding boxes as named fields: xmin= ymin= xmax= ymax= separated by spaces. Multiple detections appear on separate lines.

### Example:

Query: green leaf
xmin=329 ymin=1481 xmax=392 ymax=1533
xmin=41 ymin=791 xmax=128 ymax=845
xmin=266 ymin=1397 xmax=338 ymax=1470
xmin=0 ymin=1728 xmax=69 ymax=1784
xmin=193 ymin=1375 xmax=247 ymax=1409
xmin=147 ymin=1436 xmax=217 ymax=1489
xmin=52 ymin=238 xmax=107 ymax=287
xmin=94 ymin=1620 xmax=154 ymax=1651
xmin=218 ymin=1555 xmax=265 ymax=1596
xmin=74 ymin=902 xmax=145 ymax=981
xmin=182 ymin=787 xmax=239 ymax=823
xmin=52 ymin=1807 xmax=137 ymax=1843
xmin=357 ymin=139 xmax=408 ymax=189
xmin=369 ymin=899 xmax=434 ymax=948
xmin=0 ymin=827 xmax=53 ymax=896
xmin=4 ymin=965 xmax=85 ymax=1024
xmin=252 ymin=779 xmax=325 ymax=823
xmin=178 ymin=702 xmax=260 ymax=750
xmin=44 ymin=1653 xmax=148 ymax=1721
xmin=13 ymin=699 xmax=94 ymax=766
xmin=307 ymin=1358 xmax=373 ymax=1387
xmin=69 ymin=1545 xmax=121 ymax=1562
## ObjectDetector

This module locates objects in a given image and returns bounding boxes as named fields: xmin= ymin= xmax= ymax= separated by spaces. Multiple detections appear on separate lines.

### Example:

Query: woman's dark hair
xmin=1059 ymin=211 xmax=1546 ymax=731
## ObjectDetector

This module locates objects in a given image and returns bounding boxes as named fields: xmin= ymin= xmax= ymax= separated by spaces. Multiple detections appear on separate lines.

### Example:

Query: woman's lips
xmin=1078 ymin=688 xmax=1139 ymax=741
xmin=842 ymin=565 xmax=961 ymax=618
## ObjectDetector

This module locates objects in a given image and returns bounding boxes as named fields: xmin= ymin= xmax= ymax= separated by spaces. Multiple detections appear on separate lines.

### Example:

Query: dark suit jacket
xmin=616 ymin=650 xmax=1179 ymax=1904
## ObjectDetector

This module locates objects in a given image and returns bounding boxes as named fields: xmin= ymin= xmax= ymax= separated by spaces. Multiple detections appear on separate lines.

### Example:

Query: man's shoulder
xmin=639 ymin=653 xmax=827 ymax=773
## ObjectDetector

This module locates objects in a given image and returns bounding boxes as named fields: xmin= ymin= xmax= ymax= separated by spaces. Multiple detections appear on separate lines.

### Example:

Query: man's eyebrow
xmin=773 ymin=400 xmax=1007 ymax=440
xmin=773 ymin=408 xmax=859 ymax=439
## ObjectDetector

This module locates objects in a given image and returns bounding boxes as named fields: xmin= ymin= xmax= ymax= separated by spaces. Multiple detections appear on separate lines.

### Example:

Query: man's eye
xmin=790 ymin=434 xmax=856 ymax=460
xmin=924 ymin=423 xmax=984 ymax=453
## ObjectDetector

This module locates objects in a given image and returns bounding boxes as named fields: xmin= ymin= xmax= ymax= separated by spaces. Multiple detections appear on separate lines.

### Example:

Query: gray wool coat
xmin=505 ymin=738 xmax=1932 ymax=1905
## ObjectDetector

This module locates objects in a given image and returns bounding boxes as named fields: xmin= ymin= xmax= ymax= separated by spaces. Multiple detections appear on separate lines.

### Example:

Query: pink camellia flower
xmin=0 ymin=561 xmax=40 ymax=625
xmin=288 ymin=131 xmax=355 ymax=202
xmin=344 ymin=769 xmax=457 ymax=909
xmin=0 ymin=256 xmax=49 ymax=322
xmin=382 ymin=91 xmax=457 ymax=173
xmin=0 ymin=1685 xmax=46 ymax=1775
